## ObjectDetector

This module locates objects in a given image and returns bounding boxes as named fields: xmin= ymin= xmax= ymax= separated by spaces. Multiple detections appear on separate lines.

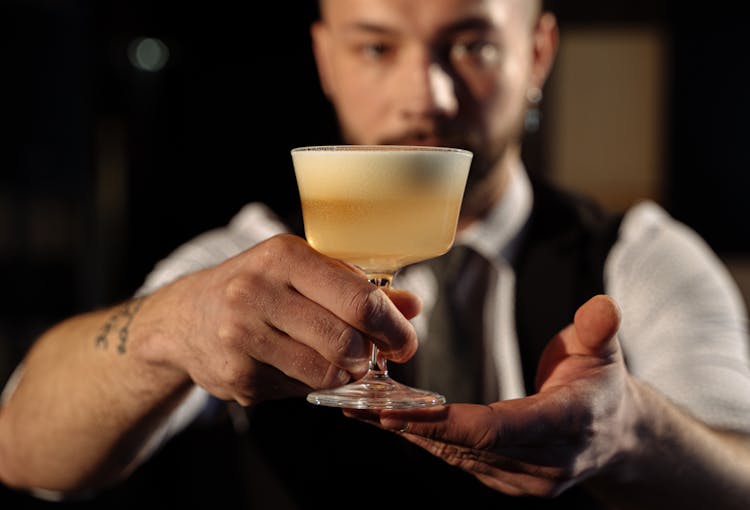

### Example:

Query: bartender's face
xmin=312 ymin=0 xmax=550 ymax=187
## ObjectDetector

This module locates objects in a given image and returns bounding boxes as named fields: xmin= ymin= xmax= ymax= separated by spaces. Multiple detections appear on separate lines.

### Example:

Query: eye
xmin=450 ymin=39 xmax=500 ymax=67
xmin=359 ymin=41 xmax=392 ymax=60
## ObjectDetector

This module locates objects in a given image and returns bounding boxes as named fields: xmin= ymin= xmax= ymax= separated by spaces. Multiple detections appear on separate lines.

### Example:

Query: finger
xmin=342 ymin=408 xmax=381 ymax=424
xmin=474 ymin=467 xmax=574 ymax=499
xmin=193 ymin=352 xmax=319 ymax=406
xmin=235 ymin=362 xmax=313 ymax=405
xmin=383 ymin=287 xmax=422 ymax=321
xmin=234 ymin=322 xmax=352 ymax=390
xmin=379 ymin=395 xmax=580 ymax=449
xmin=261 ymin=334 xmax=354 ymax=390
xmin=281 ymin=236 xmax=419 ymax=362
xmin=260 ymin=283 xmax=372 ymax=375
xmin=219 ymin=244 xmax=373 ymax=379
xmin=379 ymin=404 xmax=497 ymax=447
xmin=489 ymin=443 xmax=583 ymax=468
xmin=535 ymin=295 xmax=622 ymax=390
xmin=398 ymin=432 xmax=571 ymax=498
xmin=572 ymin=294 xmax=621 ymax=356
xmin=534 ymin=326 xmax=570 ymax=390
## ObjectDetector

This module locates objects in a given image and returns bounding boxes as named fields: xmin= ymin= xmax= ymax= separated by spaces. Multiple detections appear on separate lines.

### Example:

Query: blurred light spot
xmin=128 ymin=37 xmax=169 ymax=72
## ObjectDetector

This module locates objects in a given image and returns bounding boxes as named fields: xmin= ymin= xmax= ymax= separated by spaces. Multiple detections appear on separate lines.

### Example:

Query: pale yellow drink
xmin=292 ymin=145 xmax=472 ymax=409
xmin=292 ymin=146 xmax=472 ymax=274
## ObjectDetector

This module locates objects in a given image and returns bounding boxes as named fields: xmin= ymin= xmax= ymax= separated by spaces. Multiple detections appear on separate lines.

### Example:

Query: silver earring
xmin=524 ymin=87 xmax=543 ymax=133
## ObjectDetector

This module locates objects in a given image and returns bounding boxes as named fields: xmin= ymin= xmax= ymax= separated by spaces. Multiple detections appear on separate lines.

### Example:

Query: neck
xmin=457 ymin=145 xmax=520 ymax=232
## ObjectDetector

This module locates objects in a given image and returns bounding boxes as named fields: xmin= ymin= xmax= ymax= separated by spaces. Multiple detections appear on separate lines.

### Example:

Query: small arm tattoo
xmin=95 ymin=297 xmax=145 ymax=354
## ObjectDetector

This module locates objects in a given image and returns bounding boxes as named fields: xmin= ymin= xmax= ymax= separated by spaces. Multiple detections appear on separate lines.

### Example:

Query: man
xmin=1 ymin=1 xmax=749 ymax=508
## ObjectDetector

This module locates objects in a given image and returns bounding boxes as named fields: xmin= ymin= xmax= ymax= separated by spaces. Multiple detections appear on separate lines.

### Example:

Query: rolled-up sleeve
xmin=606 ymin=201 xmax=750 ymax=433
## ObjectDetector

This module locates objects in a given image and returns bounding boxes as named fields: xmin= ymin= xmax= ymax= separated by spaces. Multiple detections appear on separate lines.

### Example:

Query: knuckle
xmin=287 ymin=342 xmax=349 ymax=389
xmin=331 ymin=325 xmax=365 ymax=362
xmin=342 ymin=285 xmax=417 ymax=362
xmin=223 ymin=273 xmax=265 ymax=307
xmin=216 ymin=297 xmax=277 ymax=357
xmin=215 ymin=315 xmax=264 ymax=354
xmin=218 ymin=359 xmax=251 ymax=388
xmin=257 ymin=233 xmax=300 ymax=268
xmin=347 ymin=285 xmax=388 ymax=328
xmin=218 ymin=364 xmax=262 ymax=409
xmin=248 ymin=329 xmax=274 ymax=356
xmin=223 ymin=275 xmax=250 ymax=304
xmin=216 ymin=322 xmax=245 ymax=347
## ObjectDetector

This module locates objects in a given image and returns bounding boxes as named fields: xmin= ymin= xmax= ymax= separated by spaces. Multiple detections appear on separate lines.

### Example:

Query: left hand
xmin=346 ymin=294 xmax=638 ymax=497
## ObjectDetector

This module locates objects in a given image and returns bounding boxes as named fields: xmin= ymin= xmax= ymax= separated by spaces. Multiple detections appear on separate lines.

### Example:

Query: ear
xmin=530 ymin=12 xmax=559 ymax=90
xmin=311 ymin=21 xmax=334 ymax=98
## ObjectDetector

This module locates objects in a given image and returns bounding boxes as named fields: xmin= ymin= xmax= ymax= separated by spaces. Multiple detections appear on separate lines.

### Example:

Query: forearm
xmin=0 ymin=295 xmax=193 ymax=494
xmin=588 ymin=377 xmax=750 ymax=510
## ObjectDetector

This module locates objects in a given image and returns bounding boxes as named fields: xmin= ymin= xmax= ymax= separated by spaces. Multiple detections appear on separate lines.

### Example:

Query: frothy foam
xmin=292 ymin=148 xmax=472 ymax=199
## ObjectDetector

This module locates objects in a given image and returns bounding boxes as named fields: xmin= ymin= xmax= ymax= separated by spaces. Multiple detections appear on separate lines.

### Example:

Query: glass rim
xmin=290 ymin=144 xmax=472 ymax=156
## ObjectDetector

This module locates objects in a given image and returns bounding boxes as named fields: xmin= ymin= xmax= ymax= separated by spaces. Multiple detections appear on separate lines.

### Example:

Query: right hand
xmin=138 ymin=233 xmax=421 ymax=406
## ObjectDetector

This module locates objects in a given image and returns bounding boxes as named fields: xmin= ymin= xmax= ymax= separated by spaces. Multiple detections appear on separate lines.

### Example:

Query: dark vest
xmin=46 ymin=179 xmax=622 ymax=510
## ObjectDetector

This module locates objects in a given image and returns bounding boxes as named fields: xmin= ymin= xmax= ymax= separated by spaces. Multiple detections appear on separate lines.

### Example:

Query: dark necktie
xmin=417 ymin=244 xmax=499 ymax=404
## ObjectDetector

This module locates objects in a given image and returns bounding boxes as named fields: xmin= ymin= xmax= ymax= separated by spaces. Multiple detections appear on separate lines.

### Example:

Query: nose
xmin=401 ymin=56 xmax=458 ymax=120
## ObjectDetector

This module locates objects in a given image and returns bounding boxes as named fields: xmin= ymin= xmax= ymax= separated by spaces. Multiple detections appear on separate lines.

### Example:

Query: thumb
xmin=573 ymin=294 xmax=621 ymax=356
xmin=535 ymin=294 xmax=622 ymax=391
xmin=383 ymin=287 xmax=422 ymax=321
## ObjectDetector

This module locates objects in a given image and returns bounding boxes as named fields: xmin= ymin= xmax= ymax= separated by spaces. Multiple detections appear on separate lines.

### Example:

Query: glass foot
xmin=307 ymin=371 xmax=446 ymax=409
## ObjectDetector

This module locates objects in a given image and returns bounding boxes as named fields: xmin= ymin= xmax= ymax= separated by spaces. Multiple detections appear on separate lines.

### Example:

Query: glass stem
xmin=367 ymin=274 xmax=393 ymax=377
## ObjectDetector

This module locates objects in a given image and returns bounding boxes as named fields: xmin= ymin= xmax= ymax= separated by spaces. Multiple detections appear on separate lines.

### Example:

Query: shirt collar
xmin=455 ymin=161 xmax=533 ymax=265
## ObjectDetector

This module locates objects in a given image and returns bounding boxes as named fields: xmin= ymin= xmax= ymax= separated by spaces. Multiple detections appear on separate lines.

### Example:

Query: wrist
xmin=127 ymin=284 xmax=193 ymax=390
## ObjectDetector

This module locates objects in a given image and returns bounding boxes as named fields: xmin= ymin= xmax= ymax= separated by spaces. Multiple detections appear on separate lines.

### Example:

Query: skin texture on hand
xmin=140 ymin=233 xmax=422 ymax=407
xmin=347 ymin=295 xmax=634 ymax=497
xmin=346 ymin=294 xmax=750 ymax=509
xmin=0 ymin=233 xmax=422 ymax=492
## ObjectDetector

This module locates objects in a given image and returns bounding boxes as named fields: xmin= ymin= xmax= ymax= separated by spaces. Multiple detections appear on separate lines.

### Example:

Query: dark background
xmin=2 ymin=0 xmax=749 ymax=507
